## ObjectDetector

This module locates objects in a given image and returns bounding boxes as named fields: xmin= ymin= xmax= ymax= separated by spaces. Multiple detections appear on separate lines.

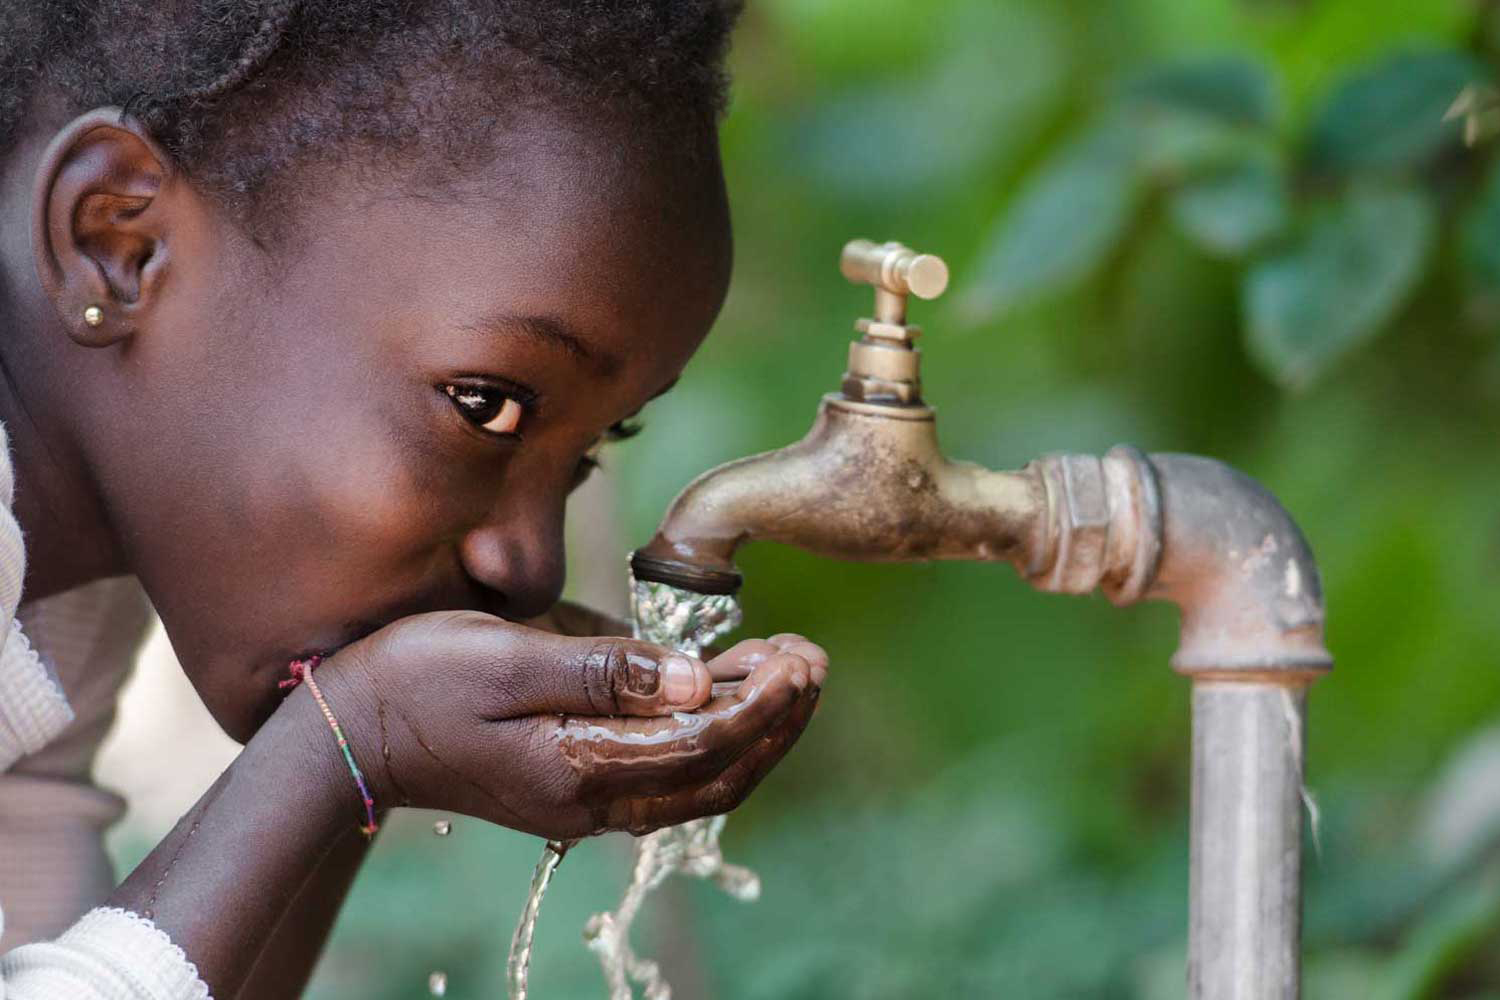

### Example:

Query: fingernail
xmin=662 ymin=655 xmax=699 ymax=704
xmin=810 ymin=664 xmax=828 ymax=687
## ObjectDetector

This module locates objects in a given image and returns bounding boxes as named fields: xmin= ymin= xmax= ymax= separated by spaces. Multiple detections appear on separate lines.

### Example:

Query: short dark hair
xmin=0 ymin=0 xmax=741 ymax=240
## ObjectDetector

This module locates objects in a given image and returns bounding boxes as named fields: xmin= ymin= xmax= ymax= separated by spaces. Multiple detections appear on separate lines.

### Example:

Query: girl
xmin=0 ymin=1 xmax=828 ymax=996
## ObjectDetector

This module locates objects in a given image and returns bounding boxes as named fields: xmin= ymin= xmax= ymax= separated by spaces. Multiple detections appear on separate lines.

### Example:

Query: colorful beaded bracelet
xmin=281 ymin=655 xmax=380 ymax=837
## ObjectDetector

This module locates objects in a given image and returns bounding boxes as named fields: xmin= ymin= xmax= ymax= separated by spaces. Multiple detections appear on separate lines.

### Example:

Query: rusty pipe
xmin=636 ymin=442 xmax=1330 ymax=678
xmin=1028 ymin=449 xmax=1331 ymax=674
xmin=633 ymin=442 xmax=1329 ymax=999
xmin=1030 ymin=449 xmax=1329 ymax=998
xmin=630 ymin=238 xmax=1330 ymax=996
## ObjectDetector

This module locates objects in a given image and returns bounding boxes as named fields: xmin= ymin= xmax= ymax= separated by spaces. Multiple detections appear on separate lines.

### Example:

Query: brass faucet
xmin=631 ymin=238 xmax=1333 ymax=998
xmin=631 ymin=239 xmax=1046 ymax=594
xmin=631 ymin=239 xmax=1327 ymax=669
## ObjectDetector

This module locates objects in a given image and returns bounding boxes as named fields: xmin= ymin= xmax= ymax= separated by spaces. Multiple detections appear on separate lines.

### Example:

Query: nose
xmin=457 ymin=496 xmax=567 ymax=620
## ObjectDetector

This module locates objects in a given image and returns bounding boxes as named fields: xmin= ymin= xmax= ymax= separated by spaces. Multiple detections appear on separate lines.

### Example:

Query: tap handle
xmin=839 ymin=239 xmax=947 ymax=404
xmin=840 ymin=239 xmax=950 ymax=301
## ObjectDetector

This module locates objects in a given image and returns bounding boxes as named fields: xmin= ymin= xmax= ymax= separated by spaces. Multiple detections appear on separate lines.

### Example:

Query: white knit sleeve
xmin=0 ymin=421 xmax=71 ymax=773
xmin=0 ymin=428 xmax=204 ymax=996
xmin=0 ymin=908 xmax=212 ymax=1000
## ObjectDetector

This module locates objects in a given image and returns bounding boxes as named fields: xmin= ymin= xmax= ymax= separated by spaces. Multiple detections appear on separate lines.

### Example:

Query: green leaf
xmin=1243 ymin=185 xmax=1434 ymax=387
xmin=1133 ymin=108 xmax=1271 ymax=182
xmin=1306 ymin=50 xmax=1486 ymax=174
xmin=1374 ymin=870 xmax=1500 ymax=1000
xmin=966 ymin=120 xmax=1142 ymax=315
xmin=788 ymin=3 xmax=1065 ymax=199
xmin=1169 ymin=159 xmax=1289 ymax=257
xmin=1125 ymin=55 xmax=1279 ymax=127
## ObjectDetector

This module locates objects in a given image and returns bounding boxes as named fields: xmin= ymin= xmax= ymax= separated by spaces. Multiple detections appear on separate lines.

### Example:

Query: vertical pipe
xmin=1188 ymin=680 xmax=1307 ymax=999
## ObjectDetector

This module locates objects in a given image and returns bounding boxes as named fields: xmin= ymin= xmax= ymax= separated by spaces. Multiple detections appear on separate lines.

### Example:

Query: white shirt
xmin=0 ymin=422 xmax=211 ymax=999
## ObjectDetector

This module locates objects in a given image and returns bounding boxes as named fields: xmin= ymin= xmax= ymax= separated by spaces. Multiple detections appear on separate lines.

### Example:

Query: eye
xmin=442 ymin=383 xmax=527 ymax=436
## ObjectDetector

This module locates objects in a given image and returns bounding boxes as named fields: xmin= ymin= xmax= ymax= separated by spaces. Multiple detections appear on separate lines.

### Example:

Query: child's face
xmin=90 ymin=125 xmax=732 ymax=741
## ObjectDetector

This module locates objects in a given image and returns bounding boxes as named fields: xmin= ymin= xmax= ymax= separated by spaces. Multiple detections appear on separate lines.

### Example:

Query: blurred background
xmin=100 ymin=0 xmax=1500 ymax=996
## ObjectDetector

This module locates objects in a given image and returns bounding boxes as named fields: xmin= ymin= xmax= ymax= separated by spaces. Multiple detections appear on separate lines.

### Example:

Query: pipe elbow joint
xmin=1147 ymin=453 xmax=1331 ymax=676
xmin=1030 ymin=448 xmax=1332 ymax=678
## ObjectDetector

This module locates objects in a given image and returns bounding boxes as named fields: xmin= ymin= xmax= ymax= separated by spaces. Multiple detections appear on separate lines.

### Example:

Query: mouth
xmin=251 ymin=588 xmax=504 ymax=731
xmin=281 ymin=617 xmax=392 ymax=672
xmin=240 ymin=639 xmax=360 ymax=741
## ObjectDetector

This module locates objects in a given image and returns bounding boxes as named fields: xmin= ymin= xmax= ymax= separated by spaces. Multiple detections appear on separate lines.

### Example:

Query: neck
xmin=0 ymin=317 xmax=127 ymax=603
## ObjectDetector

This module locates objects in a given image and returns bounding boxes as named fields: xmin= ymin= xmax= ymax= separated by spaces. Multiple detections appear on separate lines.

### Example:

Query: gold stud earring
xmin=83 ymin=305 xmax=104 ymax=328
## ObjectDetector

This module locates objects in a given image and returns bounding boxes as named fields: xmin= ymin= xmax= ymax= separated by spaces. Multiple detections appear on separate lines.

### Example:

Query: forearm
xmin=108 ymin=688 xmax=353 ymax=997
xmin=231 ymin=820 xmax=376 ymax=1000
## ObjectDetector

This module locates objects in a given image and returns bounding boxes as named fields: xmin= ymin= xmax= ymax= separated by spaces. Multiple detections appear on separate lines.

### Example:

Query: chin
xmin=214 ymin=688 xmax=276 ymax=745
xmin=187 ymin=653 xmax=289 ymax=745
xmin=181 ymin=618 xmax=385 ymax=744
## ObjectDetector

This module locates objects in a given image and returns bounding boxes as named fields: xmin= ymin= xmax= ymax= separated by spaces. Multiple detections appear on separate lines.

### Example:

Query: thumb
xmin=463 ymin=619 xmax=713 ymax=719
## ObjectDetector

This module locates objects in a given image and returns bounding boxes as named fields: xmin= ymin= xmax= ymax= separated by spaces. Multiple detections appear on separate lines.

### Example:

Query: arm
xmin=111 ymin=685 xmax=359 ymax=996
xmin=229 ymin=597 xmax=726 ymax=998
xmin=1 ymin=613 xmax=826 ymax=998
xmin=0 ymin=686 xmax=353 ymax=998
xmin=234 ymin=823 xmax=378 ymax=1000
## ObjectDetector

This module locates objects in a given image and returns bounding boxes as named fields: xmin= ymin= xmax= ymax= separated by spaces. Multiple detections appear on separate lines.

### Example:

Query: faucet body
xmin=632 ymin=395 xmax=1042 ymax=591
xmin=631 ymin=240 xmax=1330 ymax=999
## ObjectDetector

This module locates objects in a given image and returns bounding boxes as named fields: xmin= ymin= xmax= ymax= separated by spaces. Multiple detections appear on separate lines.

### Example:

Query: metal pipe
xmin=1032 ymin=449 xmax=1329 ymax=1000
xmin=1189 ymin=681 xmax=1306 ymax=999
xmin=636 ymin=444 xmax=1330 ymax=999
xmin=1148 ymin=453 xmax=1329 ymax=1000
xmin=630 ymin=239 xmax=1331 ymax=996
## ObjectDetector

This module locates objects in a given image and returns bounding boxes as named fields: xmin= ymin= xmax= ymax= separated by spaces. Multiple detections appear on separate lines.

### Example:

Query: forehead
xmin=276 ymin=119 xmax=733 ymax=369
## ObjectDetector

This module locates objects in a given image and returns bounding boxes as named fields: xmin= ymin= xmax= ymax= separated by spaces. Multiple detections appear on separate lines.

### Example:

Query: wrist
xmin=253 ymin=674 xmax=381 ymax=846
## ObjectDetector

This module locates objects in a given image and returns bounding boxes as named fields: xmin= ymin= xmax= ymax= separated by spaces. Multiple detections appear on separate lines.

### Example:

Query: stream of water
xmin=506 ymin=574 xmax=751 ymax=1000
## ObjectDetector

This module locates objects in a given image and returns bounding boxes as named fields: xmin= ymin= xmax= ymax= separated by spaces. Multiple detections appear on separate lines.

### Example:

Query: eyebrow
xmin=462 ymin=311 xmax=624 ymax=376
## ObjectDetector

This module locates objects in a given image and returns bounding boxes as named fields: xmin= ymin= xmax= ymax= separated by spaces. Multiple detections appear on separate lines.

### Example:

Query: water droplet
xmin=428 ymin=970 xmax=447 ymax=996
xmin=433 ymin=819 xmax=452 ymax=837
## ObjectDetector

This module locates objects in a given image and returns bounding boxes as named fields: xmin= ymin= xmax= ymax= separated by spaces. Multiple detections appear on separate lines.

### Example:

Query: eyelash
xmin=577 ymin=418 xmax=644 ymax=475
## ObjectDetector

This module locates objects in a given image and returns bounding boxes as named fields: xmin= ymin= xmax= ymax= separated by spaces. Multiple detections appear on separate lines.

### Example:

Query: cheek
xmin=238 ymin=398 xmax=482 ymax=583
xmin=141 ymin=404 xmax=489 ymax=740
xmin=124 ymin=384 xmax=474 ymax=658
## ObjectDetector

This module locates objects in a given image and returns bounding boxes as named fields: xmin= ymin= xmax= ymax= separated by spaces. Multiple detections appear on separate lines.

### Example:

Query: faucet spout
xmin=627 ymin=236 xmax=1332 ymax=998
xmin=631 ymin=396 xmax=1045 ymax=595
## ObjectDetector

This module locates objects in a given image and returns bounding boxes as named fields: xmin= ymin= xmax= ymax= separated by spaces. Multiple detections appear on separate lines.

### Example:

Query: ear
xmin=30 ymin=108 xmax=181 ymax=348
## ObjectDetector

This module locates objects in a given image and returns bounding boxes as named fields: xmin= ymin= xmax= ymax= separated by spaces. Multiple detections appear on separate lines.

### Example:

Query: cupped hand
xmin=308 ymin=612 xmax=827 ymax=840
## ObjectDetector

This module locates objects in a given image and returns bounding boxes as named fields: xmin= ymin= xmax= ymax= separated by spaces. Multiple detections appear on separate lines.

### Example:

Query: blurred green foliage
xmin=311 ymin=1 xmax=1500 ymax=996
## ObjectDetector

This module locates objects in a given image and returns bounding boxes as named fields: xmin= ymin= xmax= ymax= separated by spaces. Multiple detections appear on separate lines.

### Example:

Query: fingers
xmin=477 ymin=633 xmax=827 ymax=840
xmin=608 ymin=683 xmax=822 ymax=835
xmin=451 ymin=618 xmax=713 ymax=719
xmin=519 ymin=600 xmax=632 ymax=640
xmin=705 ymin=639 xmax=781 ymax=681
xmin=767 ymin=633 xmax=828 ymax=687
xmin=557 ymin=649 xmax=811 ymax=794
xmin=708 ymin=635 xmax=828 ymax=684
